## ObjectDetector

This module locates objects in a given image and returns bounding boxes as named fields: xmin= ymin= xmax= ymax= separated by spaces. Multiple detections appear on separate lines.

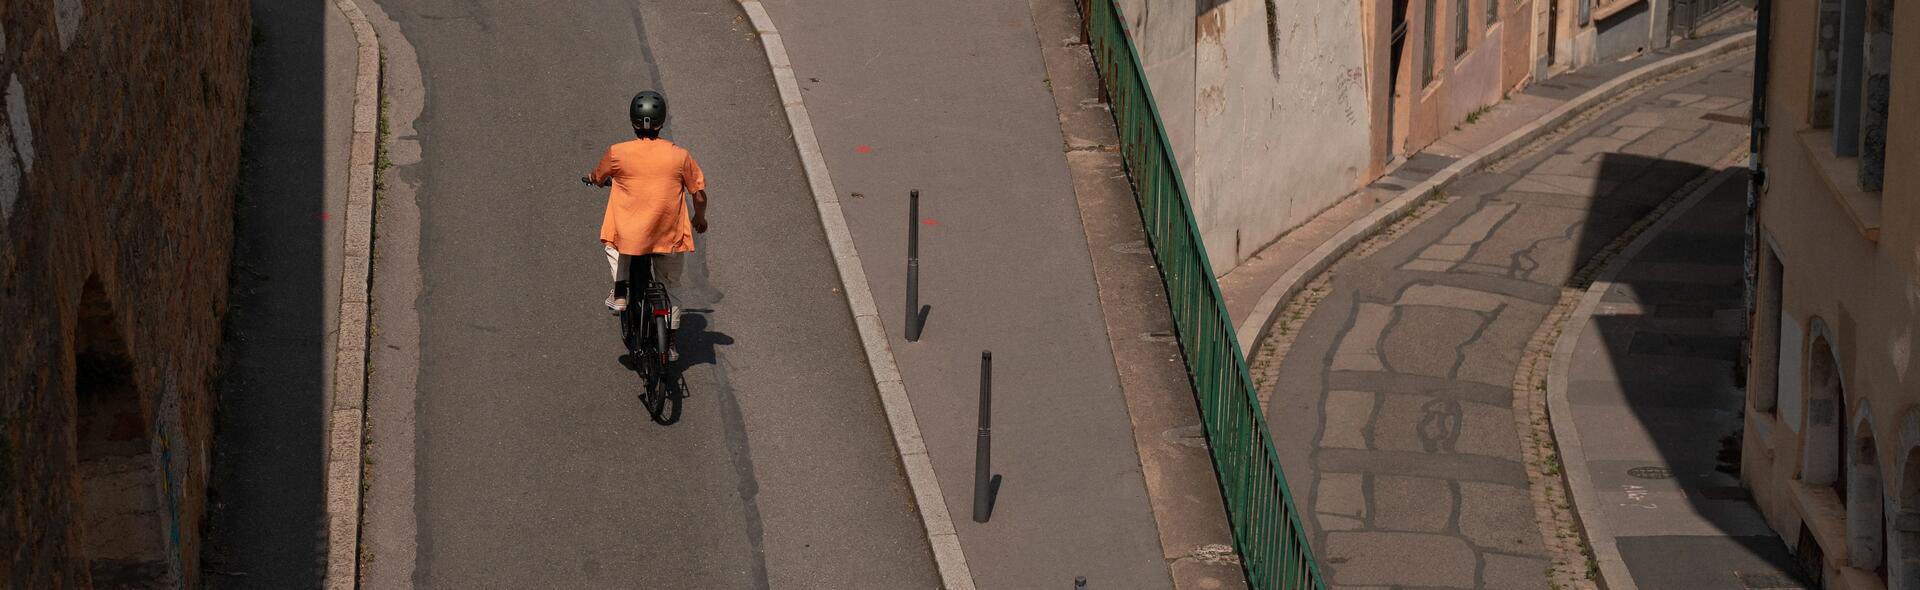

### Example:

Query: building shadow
xmin=1573 ymin=151 xmax=1813 ymax=586
xmin=201 ymin=1 xmax=329 ymax=587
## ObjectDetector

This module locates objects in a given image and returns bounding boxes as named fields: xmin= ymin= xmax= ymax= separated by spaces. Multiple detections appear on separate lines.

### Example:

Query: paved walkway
xmin=1249 ymin=48 xmax=1757 ymax=588
xmin=1218 ymin=31 xmax=1751 ymax=331
xmin=762 ymin=0 xmax=1175 ymax=586
xmin=1557 ymin=170 xmax=1809 ymax=589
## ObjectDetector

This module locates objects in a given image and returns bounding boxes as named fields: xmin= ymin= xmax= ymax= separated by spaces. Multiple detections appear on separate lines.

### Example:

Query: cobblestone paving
xmin=1258 ymin=56 xmax=1755 ymax=589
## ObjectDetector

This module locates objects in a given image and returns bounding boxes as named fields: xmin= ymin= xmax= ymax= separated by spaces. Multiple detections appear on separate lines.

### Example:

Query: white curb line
xmin=733 ymin=2 xmax=977 ymax=588
xmin=1235 ymin=31 xmax=1756 ymax=354
xmin=1547 ymin=167 xmax=1744 ymax=590
xmin=324 ymin=0 xmax=380 ymax=588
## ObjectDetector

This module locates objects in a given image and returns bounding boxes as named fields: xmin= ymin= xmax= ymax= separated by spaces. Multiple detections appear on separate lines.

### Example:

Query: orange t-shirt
xmin=590 ymin=138 xmax=705 ymax=255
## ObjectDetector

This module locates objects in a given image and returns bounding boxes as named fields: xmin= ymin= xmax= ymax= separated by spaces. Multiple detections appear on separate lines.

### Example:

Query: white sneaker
xmin=606 ymin=290 xmax=627 ymax=312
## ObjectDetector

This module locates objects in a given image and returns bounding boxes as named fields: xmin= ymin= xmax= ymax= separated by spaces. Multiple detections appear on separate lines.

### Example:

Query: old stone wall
xmin=0 ymin=0 xmax=251 ymax=586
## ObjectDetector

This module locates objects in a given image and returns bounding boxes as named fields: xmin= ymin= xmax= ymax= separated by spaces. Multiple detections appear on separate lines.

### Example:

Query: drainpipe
xmin=1743 ymin=0 xmax=1771 ymax=385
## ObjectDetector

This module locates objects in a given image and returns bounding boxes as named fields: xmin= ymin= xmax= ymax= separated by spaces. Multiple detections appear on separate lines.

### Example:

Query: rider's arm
xmin=588 ymin=149 xmax=617 ymax=186
xmin=690 ymin=189 xmax=709 ymax=233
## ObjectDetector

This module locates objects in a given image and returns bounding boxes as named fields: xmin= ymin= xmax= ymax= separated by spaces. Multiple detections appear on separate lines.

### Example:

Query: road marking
xmin=733 ymin=1 xmax=977 ymax=588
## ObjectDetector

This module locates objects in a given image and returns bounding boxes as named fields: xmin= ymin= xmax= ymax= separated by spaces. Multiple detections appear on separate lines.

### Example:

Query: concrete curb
xmin=1233 ymin=30 xmax=1756 ymax=354
xmin=324 ymin=0 xmax=381 ymax=588
xmin=734 ymin=2 xmax=977 ymax=588
xmin=1545 ymin=167 xmax=1744 ymax=590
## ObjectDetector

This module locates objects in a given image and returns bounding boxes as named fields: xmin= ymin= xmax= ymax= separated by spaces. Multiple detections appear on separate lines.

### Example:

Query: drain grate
xmin=1628 ymin=466 xmax=1673 ymax=480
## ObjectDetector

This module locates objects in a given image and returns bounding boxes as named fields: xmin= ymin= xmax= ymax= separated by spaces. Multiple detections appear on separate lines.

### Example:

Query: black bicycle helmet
xmin=630 ymin=90 xmax=667 ymax=131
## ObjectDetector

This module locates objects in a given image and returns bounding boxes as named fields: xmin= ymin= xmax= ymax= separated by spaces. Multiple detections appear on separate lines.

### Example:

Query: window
xmin=1811 ymin=0 xmax=1842 ymax=128
xmin=1752 ymin=243 xmax=1785 ymax=413
xmin=1488 ymin=0 xmax=1499 ymax=25
xmin=1858 ymin=0 xmax=1893 ymax=191
xmin=1812 ymin=0 xmax=1892 ymax=192
xmin=1423 ymin=0 xmax=1437 ymax=86
xmin=1456 ymin=0 xmax=1471 ymax=57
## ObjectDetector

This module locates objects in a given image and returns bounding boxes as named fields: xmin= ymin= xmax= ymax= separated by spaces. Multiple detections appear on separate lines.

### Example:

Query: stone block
xmin=1325 ymin=531 xmax=1477 ymax=587
xmin=1372 ymin=474 xmax=1453 ymax=532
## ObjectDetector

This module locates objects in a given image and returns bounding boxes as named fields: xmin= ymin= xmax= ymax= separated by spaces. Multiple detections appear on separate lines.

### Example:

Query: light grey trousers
xmin=605 ymin=244 xmax=684 ymax=327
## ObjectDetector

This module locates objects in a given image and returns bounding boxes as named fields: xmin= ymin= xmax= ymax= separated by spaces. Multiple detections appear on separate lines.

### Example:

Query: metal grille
xmin=1674 ymin=0 xmax=1746 ymax=36
xmin=1078 ymin=1 xmax=1326 ymax=587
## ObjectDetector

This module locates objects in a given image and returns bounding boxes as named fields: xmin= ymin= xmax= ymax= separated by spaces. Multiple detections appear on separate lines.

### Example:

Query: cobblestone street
xmin=1254 ymin=52 xmax=1756 ymax=589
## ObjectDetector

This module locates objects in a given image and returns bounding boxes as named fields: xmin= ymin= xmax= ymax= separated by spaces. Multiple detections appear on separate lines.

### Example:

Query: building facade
xmin=1109 ymin=0 xmax=1733 ymax=275
xmin=1 ymin=0 xmax=251 ymax=586
xmin=1742 ymin=0 xmax=1919 ymax=586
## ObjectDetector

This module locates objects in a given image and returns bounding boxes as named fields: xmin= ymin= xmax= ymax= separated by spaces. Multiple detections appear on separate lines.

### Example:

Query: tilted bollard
xmin=973 ymin=351 xmax=995 ymax=523
xmin=905 ymin=189 xmax=922 ymax=342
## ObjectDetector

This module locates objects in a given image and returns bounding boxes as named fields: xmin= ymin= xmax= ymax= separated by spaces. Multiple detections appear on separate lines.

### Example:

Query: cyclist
xmin=584 ymin=90 xmax=708 ymax=354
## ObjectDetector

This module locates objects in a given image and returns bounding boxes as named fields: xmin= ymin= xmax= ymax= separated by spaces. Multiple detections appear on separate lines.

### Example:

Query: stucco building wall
xmin=1742 ymin=0 xmax=1918 ymax=586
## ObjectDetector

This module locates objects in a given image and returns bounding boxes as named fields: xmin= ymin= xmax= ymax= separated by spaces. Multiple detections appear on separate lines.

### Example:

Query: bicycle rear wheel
xmin=639 ymin=314 xmax=669 ymax=418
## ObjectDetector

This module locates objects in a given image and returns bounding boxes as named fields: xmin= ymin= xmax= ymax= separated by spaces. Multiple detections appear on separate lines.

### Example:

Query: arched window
xmin=1801 ymin=321 xmax=1845 ymax=490
xmin=1847 ymin=403 xmax=1884 ymax=572
xmin=1893 ymin=429 xmax=1920 ymax=588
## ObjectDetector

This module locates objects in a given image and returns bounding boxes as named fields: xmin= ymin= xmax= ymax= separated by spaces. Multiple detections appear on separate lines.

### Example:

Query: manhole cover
xmin=1628 ymin=466 xmax=1673 ymax=480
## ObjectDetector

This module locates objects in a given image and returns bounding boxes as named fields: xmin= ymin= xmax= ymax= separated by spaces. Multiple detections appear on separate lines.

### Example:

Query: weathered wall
xmin=1191 ymin=0 xmax=1373 ymax=268
xmin=1111 ymin=0 xmax=1373 ymax=273
xmin=1406 ymin=0 xmax=1518 ymax=155
xmin=1552 ymin=0 xmax=1671 ymax=74
xmin=1742 ymin=0 xmax=1920 ymax=585
xmin=1116 ymin=0 xmax=1199 ymax=177
xmin=0 ymin=0 xmax=251 ymax=586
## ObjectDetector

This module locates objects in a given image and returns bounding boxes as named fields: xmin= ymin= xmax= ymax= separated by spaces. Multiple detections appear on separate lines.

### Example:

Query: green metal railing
xmin=1078 ymin=1 xmax=1326 ymax=588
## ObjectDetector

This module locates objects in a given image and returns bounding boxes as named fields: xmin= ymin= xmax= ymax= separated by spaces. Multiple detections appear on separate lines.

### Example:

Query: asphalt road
xmin=373 ymin=1 xmax=938 ymax=586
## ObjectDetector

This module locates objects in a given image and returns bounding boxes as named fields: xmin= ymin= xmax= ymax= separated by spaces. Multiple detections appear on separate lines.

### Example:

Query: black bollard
xmin=973 ymin=351 xmax=994 ymax=523
xmin=906 ymin=189 xmax=922 ymax=342
xmin=1074 ymin=576 xmax=1087 ymax=589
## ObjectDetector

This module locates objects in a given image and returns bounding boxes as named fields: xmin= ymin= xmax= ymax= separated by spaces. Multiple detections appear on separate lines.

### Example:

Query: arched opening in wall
xmin=1845 ymin=407 xmax=1885 ymax=576
xmin=1896 ymin=446 xmax=1920 ymax=586
xmin=1802 ymin=330 xmax=1846 ymax=494
xmin=70 ymin=275 xmax=172 ymax=586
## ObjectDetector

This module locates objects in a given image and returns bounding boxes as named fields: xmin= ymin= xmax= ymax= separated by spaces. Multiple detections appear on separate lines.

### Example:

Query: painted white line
xmin=325 ymin=0 xmax=380 ymax=588
xmin=733 ymin=2 xmax=976 ymax=588
xmin=1235 ymin=31 xmax=1756 ymax=354
xmin=1547 ymin=167 xmax=1743 ymax=590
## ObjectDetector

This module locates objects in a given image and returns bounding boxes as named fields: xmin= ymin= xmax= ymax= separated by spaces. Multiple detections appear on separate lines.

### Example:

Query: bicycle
xmin=583 ymin=176 xmax=676 ymax=421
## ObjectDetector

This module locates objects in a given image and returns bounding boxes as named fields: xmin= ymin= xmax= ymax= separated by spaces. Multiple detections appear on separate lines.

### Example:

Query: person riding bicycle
xmin=584 ymin=90 xmax=708 ymax=349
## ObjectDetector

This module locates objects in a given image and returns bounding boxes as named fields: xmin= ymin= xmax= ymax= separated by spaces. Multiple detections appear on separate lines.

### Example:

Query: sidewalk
xmin=1551 ymin=170 xmax=1810 ymax=589
xmin=201 ymin=1 xmax=355 ymax=586
xmin=757 ymin=0 xmax=1194 ymax=586
xmin=1231 ymin=27 xmax=1760 ymax=589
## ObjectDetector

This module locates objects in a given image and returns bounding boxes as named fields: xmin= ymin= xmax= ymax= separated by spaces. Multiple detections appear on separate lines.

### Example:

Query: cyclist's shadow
xmin=673 ymin=311 xmax=731 ymax=368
